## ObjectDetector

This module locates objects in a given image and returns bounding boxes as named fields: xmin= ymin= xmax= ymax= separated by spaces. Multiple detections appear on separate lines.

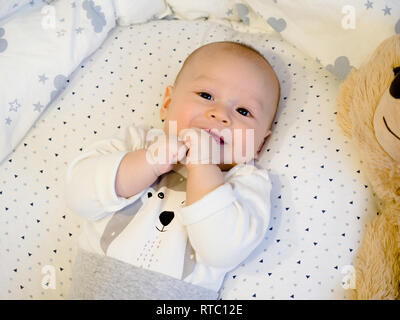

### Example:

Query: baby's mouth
xmin=204 ymin=129 xmax=225 ymax=145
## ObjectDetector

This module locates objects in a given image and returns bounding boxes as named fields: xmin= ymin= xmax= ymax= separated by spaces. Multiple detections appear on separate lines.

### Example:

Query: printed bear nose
xmin=159 ymin=211 xmax=174 ymax=227
xmin=390 ymin=68 xmax=400 ymax=99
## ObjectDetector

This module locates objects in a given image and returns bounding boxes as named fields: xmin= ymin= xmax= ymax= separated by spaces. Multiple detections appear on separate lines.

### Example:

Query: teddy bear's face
xmin=373 ymin=67 xmax=400 ymax=163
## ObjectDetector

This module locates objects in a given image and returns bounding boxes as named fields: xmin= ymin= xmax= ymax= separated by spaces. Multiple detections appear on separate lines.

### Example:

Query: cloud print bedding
xmin=0 ymin=0 xmax=115 ymax=165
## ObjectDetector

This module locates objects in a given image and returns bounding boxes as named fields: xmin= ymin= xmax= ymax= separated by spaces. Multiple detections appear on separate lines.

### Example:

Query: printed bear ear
xmin=393 ymin=66 xmax=400 ymax=76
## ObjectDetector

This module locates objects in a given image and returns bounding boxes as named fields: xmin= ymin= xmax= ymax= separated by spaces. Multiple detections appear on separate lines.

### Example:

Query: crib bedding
xmin=166 ymin=0 xmax=400 ymax=80
xmin=1 ymin=0 xmax=398 ymax=167
xmin=240 ymin=0 xmax=400 ymax=80
xmin=0 ymin=18 xmax=378 ymax=300
xmin=0 ymin=0 xmax=117 ymax=166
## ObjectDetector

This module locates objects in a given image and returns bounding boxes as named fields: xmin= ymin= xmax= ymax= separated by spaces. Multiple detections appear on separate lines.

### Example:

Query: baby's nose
xmin=206 ymin=109 xmax=231 ymax=126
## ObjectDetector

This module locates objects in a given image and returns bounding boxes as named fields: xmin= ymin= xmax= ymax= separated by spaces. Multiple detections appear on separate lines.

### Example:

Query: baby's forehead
xmin=191 ymin=42 xmax=265 ymax=66
xmin=188 ymin=43 xmax=276 ymax=83
xmin=176 ymin=43 xmax=269 ymax=83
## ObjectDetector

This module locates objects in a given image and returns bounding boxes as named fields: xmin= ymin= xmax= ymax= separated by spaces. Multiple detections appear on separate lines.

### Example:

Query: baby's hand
xmin=179 ymin=128 xmax=222 ymax=167
xmin=146 ymin=135 xmax=188 ymax=176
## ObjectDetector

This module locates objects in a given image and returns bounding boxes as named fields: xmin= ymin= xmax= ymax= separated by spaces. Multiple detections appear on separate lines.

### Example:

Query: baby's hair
xmin=230 ymin=41 xmax=272 ymax=67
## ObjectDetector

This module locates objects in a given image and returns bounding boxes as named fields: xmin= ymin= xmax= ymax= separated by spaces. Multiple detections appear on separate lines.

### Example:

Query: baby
xmin=65 ymin=41 xmax=280 ymax=300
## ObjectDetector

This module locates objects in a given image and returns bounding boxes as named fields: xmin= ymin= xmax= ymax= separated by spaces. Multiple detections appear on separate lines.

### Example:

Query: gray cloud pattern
xmin=0 ymin=28 xmax=8 ymax=53
xmin=326 ymin=56 xmax=353 ymax=80
xmin=82 ymin=0 xmax=106 ymax=33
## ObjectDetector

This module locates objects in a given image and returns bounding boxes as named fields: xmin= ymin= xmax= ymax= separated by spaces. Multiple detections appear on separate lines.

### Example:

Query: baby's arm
xmin=179 ymin=165 xmax=272 ymax=270
xmin=65 ymin=126 xmax=185 ymax=221
xmin=115 ymin=149 xmax=162 ymax=199
xmin=65 ymin=126 xmax=147 ymax=220
xmin=117 ymin=130 xmax=188 ymax=198
xmin=185 ymin=164 xmax=224 ymax=206
xmin=179 ymin=128 xmax=225 ymax=205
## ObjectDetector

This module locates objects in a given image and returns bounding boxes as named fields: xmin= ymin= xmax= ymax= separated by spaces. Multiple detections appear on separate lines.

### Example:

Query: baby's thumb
xmin=176 ymin=142 xmax=188 ymax=162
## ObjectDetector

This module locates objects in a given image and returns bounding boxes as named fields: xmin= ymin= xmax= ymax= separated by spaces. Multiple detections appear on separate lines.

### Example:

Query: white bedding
xmin=0 ymin=18 xmax=378 ymax=299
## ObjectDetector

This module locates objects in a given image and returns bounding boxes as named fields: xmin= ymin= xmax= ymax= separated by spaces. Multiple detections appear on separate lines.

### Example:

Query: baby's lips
xmin=206 ymin=129 xmax=226 ymax=145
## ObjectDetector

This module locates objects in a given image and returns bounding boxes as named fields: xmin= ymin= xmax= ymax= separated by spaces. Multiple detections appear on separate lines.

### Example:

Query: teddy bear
xmin=336 ymin=34 xmax=400 ymax=300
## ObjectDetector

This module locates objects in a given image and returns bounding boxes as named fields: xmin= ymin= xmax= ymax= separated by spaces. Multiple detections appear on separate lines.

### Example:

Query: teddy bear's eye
xmin=390 ymin=68 xmax=400 ymax=99
xmin=393 ymin=67 xmax=400 ymax=76
xmin=158 ymin=192 xmax=164 ymax=199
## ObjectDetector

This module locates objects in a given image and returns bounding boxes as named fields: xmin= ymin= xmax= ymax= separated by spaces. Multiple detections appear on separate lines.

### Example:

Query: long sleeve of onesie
xmin=65 ymin=125 xmax=147 ymax=221
xmin=177 ymin=164 xmax=271 ymax=271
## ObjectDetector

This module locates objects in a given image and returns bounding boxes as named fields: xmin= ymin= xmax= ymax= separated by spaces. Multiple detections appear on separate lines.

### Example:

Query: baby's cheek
xmin=231 ymin=129 xmax=256 ymax=163
xmin=163 ymin=118 xmax=184 ymax=137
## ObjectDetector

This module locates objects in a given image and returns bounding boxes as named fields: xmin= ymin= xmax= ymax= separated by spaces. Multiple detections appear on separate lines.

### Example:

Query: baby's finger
xmin=177 ymin=142 xmax=188 ymax=162
xmin=179 ymin=128 xmax=202 ymax=149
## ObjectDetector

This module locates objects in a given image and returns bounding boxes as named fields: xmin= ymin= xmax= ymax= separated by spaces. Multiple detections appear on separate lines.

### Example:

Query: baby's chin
xmin=218 ymin=155 xmax=256 ymax=171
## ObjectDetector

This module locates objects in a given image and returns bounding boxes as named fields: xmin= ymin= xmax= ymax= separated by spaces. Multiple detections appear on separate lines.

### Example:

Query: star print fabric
xmin=0 ymin=0 xmax=115 ymax=164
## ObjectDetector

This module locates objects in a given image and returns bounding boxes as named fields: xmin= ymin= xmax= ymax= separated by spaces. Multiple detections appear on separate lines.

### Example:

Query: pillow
xmin=165 ymin=0 xmax=237 ymax=21
xmin=0 ymin=0 xmax=32 ymax=22
xmin=164 ymin=0 xmax=274 ymax=34
xmin=113 ymin=0 xmax=172 ymax=26
xmin=0 ymin=0 xmax=116 ymax=164
xmin=241 ymin=0 xmax=400 ymax=80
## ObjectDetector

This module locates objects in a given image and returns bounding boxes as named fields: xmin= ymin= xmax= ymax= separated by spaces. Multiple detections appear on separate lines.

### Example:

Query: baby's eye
xmin=199 ymin=92 xmax=213 ymax=100
xmin=236 ymin=107 xmax=251 ymax=117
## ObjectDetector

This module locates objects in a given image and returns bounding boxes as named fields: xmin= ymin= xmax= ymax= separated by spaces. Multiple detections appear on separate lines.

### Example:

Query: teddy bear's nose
xmin=390 ymin=68 xmax=400 ymax=99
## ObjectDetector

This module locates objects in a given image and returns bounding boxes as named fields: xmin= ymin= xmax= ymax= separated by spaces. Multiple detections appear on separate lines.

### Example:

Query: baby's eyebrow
xmin=193 ymin=74 xmax=215 ymax=82
xmin=238 ymin=95 xmax=265 ymax=116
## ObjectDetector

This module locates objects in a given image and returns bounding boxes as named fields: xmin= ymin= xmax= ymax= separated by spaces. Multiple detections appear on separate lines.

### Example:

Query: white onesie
xmin=65 ymin=125 xmax=272 ymax=299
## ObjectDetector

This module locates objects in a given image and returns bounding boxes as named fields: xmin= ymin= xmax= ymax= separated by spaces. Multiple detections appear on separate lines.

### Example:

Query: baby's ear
xmin=160 ymin=85 xmax=174 ymax=120
xmin=255 ymin=130 xmax=272 ymax=159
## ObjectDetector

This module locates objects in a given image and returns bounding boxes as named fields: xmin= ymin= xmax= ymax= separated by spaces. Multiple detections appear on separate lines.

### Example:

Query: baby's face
xmin=160 ymin=44 xmax=279 ymax=165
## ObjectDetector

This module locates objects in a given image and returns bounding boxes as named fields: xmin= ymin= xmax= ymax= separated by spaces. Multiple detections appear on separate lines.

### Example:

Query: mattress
xmin=0 ymin=19 xmax=377 ymax=299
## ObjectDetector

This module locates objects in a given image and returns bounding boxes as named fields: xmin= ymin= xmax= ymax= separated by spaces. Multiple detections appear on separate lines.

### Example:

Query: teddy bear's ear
xmin=336 ymin=68 xmax=359 ymax=138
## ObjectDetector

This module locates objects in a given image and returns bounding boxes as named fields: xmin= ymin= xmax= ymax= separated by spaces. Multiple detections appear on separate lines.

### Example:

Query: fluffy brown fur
xmin=336 ymin=35 xmax=400 ymax=299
